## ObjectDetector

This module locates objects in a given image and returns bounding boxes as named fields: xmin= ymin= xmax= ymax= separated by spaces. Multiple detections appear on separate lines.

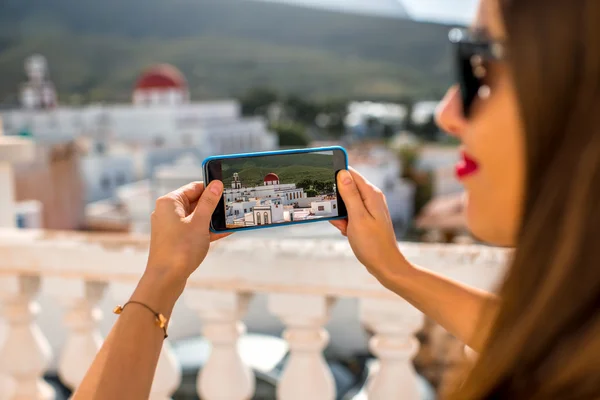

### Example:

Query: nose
xmin=435 ymin=85 xmax=467 ymax=138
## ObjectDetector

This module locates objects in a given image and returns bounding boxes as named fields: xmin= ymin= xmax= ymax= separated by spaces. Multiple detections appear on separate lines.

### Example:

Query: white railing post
xmin=111 ymin=282 xmax=181 ymax=400
xmin=185 ymin=290 xmax=254 ymax=400
xmin=268 ymin=294 xmax=336 ymax=400
xmin=0 ymin=275 xmax=54 ymax=400
xmin=360 ymin=298 xmax=423 ymax=400
xmin=44 ymin=277 xmax=108 ymax=392
xmin=150 ymin=340 xmax=182 ymax=400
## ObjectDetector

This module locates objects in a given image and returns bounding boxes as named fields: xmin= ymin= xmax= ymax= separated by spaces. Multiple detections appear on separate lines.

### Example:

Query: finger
xmin=210 ymin=232 xmax=233 ymax=242
xmin=191 ymin=180 xmax=224 ymax=227
xmin=337 ymin=170 xmax=368 ymax=220
xmin=173 ymin=182 xmax=205 ymax=214
xmin=329 ymin=219 xmax=348 ymax=235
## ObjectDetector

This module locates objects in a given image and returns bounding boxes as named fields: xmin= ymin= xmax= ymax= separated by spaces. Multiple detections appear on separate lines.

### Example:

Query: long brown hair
xmin=450 ymin=0 xmax=600 ymax=398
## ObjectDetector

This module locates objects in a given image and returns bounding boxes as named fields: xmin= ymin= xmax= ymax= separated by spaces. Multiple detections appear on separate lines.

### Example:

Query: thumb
xmin=337 ymin=170 xmax=367 ymax=220
xmin=191 ymin=180 xmax=224 ymax=227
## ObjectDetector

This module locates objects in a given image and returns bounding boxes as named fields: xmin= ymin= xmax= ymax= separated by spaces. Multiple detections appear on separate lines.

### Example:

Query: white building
xmin=80 ymin=152 xmax=136 ymax=203
xmin=230 ymin=201 xmax=258 ymax=219
xmin=1 ymin=57 xmax=277 ymax=153
xmin=250 ymin=202 xmax=285 ymax=226
xmin=225 ymin=173 xmax=305 ymax=207
xmin=310 ymin=199 xmax=338 ymax=216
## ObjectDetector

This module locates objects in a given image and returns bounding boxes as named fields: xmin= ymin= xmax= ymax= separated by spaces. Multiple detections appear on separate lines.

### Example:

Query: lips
xmin=455 ymin=151 xmax=480 ymax=180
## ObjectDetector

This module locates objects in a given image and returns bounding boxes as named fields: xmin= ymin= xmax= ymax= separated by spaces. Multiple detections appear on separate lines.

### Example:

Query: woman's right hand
xmin=331 ymin=168 xmax=409 ymax=285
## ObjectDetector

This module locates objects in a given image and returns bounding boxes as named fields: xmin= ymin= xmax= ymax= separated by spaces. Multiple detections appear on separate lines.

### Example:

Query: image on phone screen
xmin=204 ymin=148 xmax=348 ymax=232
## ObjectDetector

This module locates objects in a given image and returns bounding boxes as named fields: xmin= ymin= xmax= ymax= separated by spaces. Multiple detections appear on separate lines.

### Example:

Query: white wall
xmin=231 ymin=201 xmax=257 ymax=218
xmin=297 ymin=196 xmax=322 ymax=208
xmin=80 ymin=154 xmax=135 ymax=203
xmin=311 ymin=200 xmax=336 ymax=216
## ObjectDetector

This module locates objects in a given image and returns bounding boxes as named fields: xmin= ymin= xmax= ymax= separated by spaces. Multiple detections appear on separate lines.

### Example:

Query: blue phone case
xmin=202 ymin=146 xmax=349 ymax=233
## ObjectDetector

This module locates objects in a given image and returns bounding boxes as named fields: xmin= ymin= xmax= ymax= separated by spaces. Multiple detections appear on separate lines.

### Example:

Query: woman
xmin=75 ymin=0 xmax=600 ymax=398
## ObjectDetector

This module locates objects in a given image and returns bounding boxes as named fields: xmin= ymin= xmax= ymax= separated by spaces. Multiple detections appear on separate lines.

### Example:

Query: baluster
xmin=111 ymin=282 xmax=181 ymax=400
xmin=268 ymin=294 xmax=336 ymax=400
xmin=0 ymin=275 xmax=54 ymax=400
xmin=360 ymin=298 xmax=423 ymax=400
xmin=150 ymin=340 xmax=182 ymax=400
xmin=185 ymin=290 xmax=254 ymax=400
xmin=44 ymin=277 xmax=107 ymax=392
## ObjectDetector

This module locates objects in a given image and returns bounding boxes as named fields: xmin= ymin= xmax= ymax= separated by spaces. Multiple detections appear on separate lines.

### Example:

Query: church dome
xmin=134 ymin=64 xmax=187 ymax=90
xmin=264 ymin=173 xmax=279 ymax=183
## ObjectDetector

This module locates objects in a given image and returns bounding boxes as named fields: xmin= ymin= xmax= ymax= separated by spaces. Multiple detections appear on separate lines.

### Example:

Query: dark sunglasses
xmin=449 ymin=28 xmax=506 ymax=118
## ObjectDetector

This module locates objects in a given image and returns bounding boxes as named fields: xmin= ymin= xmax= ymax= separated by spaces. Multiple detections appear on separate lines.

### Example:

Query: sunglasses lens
xmin=456 ymin=43 xmax=481 ymax=118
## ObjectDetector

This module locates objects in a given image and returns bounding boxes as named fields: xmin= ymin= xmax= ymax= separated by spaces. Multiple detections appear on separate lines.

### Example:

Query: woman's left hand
xmin=145 ymin=180 xmax=230 ymax=289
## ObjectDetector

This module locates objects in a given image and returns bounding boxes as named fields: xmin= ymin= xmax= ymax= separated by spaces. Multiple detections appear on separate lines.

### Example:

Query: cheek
xmin=463 ymin=78 xmax=526 ymax=246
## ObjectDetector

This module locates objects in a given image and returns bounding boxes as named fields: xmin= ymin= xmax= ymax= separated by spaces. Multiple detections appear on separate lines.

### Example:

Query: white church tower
xmin=232 ymin=172 xmax=242 ymax=189
xmin=20 ymin=54 xmax=57 ymax=110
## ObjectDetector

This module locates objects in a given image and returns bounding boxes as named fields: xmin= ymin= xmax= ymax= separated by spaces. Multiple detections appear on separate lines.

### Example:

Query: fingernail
xmin=339 ymin=170 xmax=352 ymax=185
xmin=210 ymin=181 xmax=223 ymax=195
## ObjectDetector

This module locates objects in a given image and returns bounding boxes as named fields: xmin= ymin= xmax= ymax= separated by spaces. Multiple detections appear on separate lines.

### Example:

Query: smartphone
xmin=203 ymin=146 xmax=349 ymax=233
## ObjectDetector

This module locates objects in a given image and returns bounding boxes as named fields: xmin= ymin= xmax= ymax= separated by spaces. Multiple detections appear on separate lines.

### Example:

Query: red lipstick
xmin=456 ymin=151 xmax=480 ymax=180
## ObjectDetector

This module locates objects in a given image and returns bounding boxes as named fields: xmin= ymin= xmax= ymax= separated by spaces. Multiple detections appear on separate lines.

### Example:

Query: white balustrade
xmin=44 ymin=277 xmax=108 ymax=392
xmin=0 ymin=228 xmax=509 ymax=399
xmin=185 ymin=290 xmax=254 ymax=400
xmin=150 ymin=341 xmax=183 ymax=400
xmin=268 ymin=294 xmax=336 ymax=400
xmin=360 ymin=298 xmax=424 ymax=400
xmin=0 ymin=275 xmax=54 ymax=400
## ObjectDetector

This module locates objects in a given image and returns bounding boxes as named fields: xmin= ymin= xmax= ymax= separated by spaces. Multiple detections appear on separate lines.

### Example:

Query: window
xmin=244 ymin=209 xmax=247 ymax=213
xmin=333 ymin=204 xmax=337 ymax=209
xmin=318 ymin=206 xmax=325 ymax=211
xmin=235 ymin=210 xmax=239 ymax=216
xmin=100 ymin=175 xmax=111 ymax=192
xmin=256 ymin=213 xmax=262 ymax=225
xmin=264 ymin=212 xmax=269 ymax=224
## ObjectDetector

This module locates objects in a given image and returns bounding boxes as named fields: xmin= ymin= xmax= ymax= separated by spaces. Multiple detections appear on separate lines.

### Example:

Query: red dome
xmin=134 ymin=64 xmax=187 ymax=90
xmin=264 ymin=173 xmax=279 ymax=182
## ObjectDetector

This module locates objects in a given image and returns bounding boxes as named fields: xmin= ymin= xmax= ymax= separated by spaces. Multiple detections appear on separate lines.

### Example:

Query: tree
xmin=285 ymin=95 xmax=319 ymax=126
xmin=240 ymin=87 xmax=279 ymax=116
xmin=306 ymin=189 xmax=318 ymax=197
xmin=296 ymin=179 xmax=314 ymax=190
xmin=269 ymin=122 xmax=310 ymax=147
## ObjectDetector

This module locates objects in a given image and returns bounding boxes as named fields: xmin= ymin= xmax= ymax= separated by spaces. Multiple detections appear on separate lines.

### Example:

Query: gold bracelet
xmin=113 ymin=301 xmax=169 ymax=339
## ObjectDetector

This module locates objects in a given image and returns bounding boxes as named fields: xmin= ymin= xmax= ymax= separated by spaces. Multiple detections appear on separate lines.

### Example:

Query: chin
xmin=464 ymin=192 xmax=516 ymax=247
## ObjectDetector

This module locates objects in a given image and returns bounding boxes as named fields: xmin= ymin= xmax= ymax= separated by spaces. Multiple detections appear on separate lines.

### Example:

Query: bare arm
xmin=73 ymin=180 xmax=227 ymax=399
xmin=332 ymin=168 xmax=499 ymax=352
xmin=380 ymin=260 xmax=499 ymax=351
xmin=73 ymin=273 xmax=183 ymax=400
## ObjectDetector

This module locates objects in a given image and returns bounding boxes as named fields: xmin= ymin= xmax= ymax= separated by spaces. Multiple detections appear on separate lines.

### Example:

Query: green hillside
xmin=0 ymin=0 xmax=454 ymax=104
xmin=222 ymin=153 xmax=334 ymax=187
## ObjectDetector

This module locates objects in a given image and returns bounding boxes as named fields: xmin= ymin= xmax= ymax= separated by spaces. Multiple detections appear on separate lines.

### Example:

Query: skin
xmin=73 ymin=0 xmax=526 ymax=396
xmin=73 ymin=181 xmax=229 ymax=400
xmin=437 ymin=0 xmax=525 ymax=247
xmin=331 ymin=0 xmax=526 ymax=350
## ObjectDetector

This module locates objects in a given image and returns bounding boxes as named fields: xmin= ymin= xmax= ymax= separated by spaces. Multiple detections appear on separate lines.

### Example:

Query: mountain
xmin=0 ymin=0 xmax=454 ymax=104
xmin=253 ymin=0 xmax=409 ymax=18
xmin=221 ymin=153 xmax=335 ymax=187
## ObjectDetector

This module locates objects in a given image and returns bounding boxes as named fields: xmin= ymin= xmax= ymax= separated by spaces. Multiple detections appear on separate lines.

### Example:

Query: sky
xmin=256 ymin=0 xmax=479 ymax=24
xmin=402 ymin=0 xmax=478 ymax=24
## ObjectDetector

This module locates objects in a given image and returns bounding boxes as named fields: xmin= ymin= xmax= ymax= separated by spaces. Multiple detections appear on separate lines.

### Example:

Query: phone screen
xmin=205 ymin=148 xmax=348 ymax=232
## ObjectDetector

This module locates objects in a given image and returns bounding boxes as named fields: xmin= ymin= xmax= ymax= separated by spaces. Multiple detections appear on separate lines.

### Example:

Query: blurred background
xmin=0 ymin=1 xmax=484 ymax=399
